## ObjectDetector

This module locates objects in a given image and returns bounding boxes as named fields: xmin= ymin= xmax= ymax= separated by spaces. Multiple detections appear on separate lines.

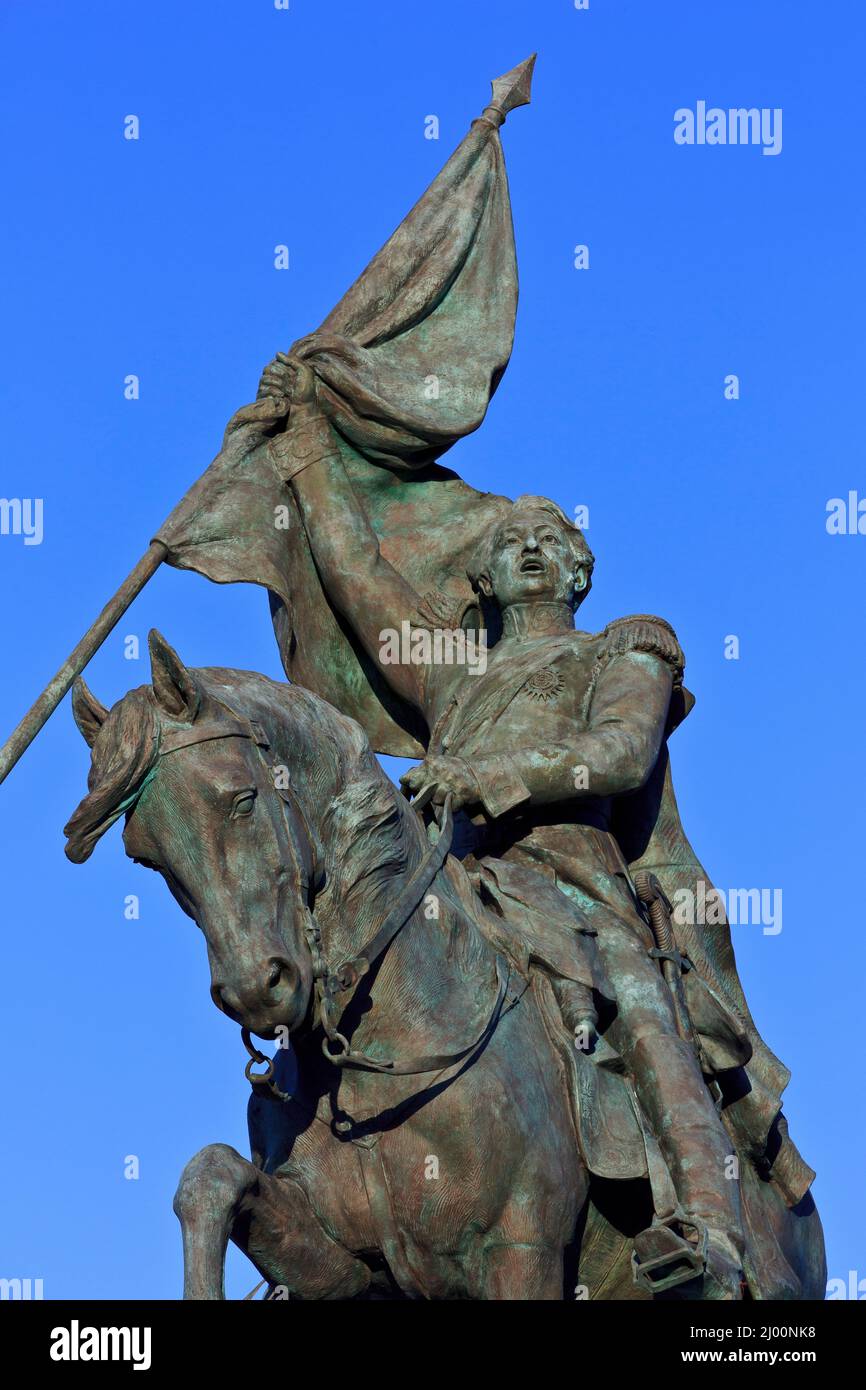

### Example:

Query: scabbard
xmin=633 ymin=871 xmax=698 ymax=1050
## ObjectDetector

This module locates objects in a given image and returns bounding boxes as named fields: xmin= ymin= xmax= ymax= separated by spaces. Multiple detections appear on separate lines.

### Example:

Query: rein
xmin=312 ymin=795 xmax=509 ymax=1077
xmin=156 ymin=696 xmax=511 ymax=1093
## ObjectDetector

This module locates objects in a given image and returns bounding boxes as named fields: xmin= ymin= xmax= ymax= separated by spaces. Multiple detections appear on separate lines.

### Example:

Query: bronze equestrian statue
xmin=64 ymin=631 xmax=824 ymax=1299
xmin=7 ymin=55 xmax=823 ymax=1301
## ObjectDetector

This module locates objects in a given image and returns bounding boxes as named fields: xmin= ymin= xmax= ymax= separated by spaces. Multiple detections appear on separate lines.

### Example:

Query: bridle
xmin=154 ymin=695 xmax=513 ymax=1097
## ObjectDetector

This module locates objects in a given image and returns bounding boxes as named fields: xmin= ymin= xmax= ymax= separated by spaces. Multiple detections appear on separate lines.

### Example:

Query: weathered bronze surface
xmin=64 ymin=632 xmax=824 ymax=1300
xmin=54 ymin=56 xmax=826 ymax=1299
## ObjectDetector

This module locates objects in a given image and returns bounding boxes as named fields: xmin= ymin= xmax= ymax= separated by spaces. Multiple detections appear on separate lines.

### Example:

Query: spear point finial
xmin=485 ymin=54 xmax=536 ymax=125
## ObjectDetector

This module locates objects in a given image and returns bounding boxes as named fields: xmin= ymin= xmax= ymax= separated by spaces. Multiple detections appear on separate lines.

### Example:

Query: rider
xmin=265 ymin=358 xmax=747 ymax=1298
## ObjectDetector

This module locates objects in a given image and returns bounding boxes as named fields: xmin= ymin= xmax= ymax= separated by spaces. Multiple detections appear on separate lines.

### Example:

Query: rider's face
xmin=483 ymin=512 xmax=584 ymax=610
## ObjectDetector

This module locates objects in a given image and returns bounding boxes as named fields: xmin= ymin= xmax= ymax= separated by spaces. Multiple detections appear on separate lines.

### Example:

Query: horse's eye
xmin=231 ymin=789 xmax=257 ymax=820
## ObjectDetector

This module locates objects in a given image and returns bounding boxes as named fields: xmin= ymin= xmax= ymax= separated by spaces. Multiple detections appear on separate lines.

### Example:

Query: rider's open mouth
xmin=520 ymin=558 xmax=545 ymax=573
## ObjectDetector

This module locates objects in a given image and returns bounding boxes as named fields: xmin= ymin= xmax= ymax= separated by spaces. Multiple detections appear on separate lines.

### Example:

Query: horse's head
xmin=64 ymin=631 xmax=319 ymax=1039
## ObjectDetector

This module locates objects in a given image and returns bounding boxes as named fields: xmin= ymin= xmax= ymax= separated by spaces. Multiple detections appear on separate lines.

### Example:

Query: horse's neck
xmin=307 ymin=758 xmax=494 ymax=1046
xmin=265 ymin=686 xmax=427 ymax=955
xmin=265 ymin=683 xmax=496 ymax=1044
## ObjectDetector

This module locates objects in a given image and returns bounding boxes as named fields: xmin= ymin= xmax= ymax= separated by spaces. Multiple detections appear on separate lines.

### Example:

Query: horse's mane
xmin=230 ymin=671 xmax=418 ymax=919
xmin=319 ymin=761 xmax=416 ymax=925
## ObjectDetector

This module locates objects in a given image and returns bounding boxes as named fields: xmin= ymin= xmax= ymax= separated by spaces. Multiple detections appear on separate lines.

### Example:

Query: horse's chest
xmin=278 ymin=1073 xmax=502 ymax=1284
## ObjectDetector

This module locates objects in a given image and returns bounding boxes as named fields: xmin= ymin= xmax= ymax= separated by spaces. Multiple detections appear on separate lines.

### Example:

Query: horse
xmin=64 ymin=631 xmax=826 ymax=1301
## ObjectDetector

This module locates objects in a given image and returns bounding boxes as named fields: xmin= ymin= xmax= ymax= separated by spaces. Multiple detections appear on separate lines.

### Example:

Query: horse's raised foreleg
xmin=174 ymin=1142 xmax=371 ymax=1300
xmin=174 ymin=1144 xmax=256 ymax=1299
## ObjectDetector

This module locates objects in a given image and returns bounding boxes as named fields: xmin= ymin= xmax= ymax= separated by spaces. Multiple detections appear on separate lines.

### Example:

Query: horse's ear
xmin=71 ymin=678 xmax=109 ymax=748
xmin=148 ymin=630 xmax=201 ymax=721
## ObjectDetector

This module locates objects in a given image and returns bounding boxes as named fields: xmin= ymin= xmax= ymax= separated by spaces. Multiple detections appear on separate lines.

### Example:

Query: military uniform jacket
xmin=419 ymin=613 xmax=815 ymax=1211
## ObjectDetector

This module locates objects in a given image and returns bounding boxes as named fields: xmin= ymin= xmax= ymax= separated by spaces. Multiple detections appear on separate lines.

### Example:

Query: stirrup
xmin=631 ymin=1214 xmax=708 ymax=1294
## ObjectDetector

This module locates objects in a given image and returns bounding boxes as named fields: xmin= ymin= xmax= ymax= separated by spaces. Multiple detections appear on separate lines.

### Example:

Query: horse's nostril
xmin=266 ymin=958 xmax=292 ymax=994
xmin=211 ymin=982 xmax=236 ymax=1016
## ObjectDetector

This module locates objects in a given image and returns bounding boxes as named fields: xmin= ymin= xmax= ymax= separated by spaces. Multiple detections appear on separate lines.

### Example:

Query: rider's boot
xmin=629 ymin=1033 xmax=746 ymax=1299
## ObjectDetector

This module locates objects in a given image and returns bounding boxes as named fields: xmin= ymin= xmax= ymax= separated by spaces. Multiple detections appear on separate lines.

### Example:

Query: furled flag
xmin=0 ymin=57 xmax=534 ymax=779
xmin=154 ymin=57 xmax=536 ymax=755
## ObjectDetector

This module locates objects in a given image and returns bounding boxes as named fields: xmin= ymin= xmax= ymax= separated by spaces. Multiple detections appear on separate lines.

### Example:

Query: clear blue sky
xmin=1 ymin=1 xmax=862 ymax=1299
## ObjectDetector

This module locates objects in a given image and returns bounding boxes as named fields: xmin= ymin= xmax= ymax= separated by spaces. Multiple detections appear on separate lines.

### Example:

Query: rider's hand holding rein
xmin=400 ymin=755 xmax=482 ymax=813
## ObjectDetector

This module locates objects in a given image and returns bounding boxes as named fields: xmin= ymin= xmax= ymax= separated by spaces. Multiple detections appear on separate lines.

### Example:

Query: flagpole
xmin=0 ymin=55 xmax=537 ymax=790
xmin=0 ymin=540 xmax=166 ymax=786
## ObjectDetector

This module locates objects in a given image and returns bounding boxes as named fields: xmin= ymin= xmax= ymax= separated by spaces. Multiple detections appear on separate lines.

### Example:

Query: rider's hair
xmin=467 ymin=495 xmax=595 ymax=607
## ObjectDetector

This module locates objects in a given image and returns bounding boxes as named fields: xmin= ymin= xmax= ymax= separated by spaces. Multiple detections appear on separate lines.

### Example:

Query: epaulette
xmin=597 ymin=614 xmax=685 ymax=683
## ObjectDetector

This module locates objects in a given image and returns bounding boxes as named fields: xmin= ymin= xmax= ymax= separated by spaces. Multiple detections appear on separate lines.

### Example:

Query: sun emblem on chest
xmin=523 ymin=665 xmax=564 ymax=702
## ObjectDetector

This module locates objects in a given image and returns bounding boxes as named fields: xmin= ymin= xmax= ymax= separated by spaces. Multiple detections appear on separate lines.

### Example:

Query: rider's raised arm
xmin=268 ymin=364 xmax=427 ymax=712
